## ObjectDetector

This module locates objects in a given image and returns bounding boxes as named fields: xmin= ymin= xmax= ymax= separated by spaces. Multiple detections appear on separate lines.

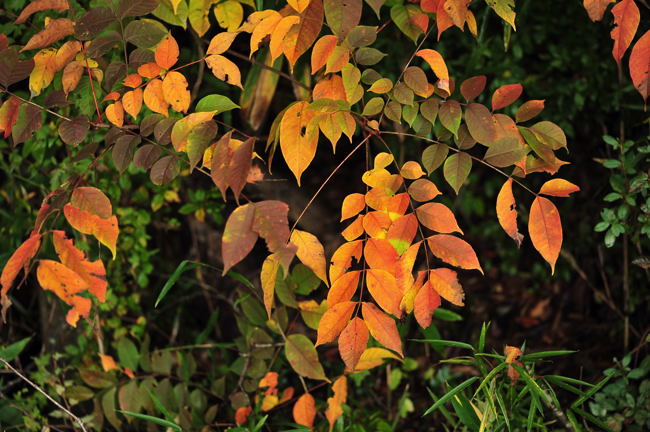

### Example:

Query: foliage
xmin=0 ymin=0 xmax=648 ymax=430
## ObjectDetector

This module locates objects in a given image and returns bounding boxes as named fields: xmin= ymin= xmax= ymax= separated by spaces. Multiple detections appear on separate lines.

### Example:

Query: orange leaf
xmin=221 ymin=204 xmax=257 ymax=273
xmin=207 ymin=32 xmax=239 ymax=55
xmin=105 ymin=101 xmax=124 ymax=127
xmin=259 ymin=371 xmax=279 ymax=389
xmin=123 ymin=73 xmax=142 ymax=89
xmin=55 ymin=40 xmax=81 ymax=71
xmin=0 ymin=97 xmax=21 ymax=139
xmin=364 ymin=238 xmax=398 ymax=272
xmin=280 ymin=101 xmax=318 ymax=185
xmin=387 ymin=213 xmax=418 ymax=254
xmin=0 ymin=233 xmax=41 ymax=320
xmin=291 ymin=229 xmax=328 ymax=286
xmin=63 ymin=204 xmax=119 ymax=259
xmin=270 ymin=16 xmax=300 ymax=61
xmin=400 ymin=160 xmax=425 ymax=179
xmin=99 ymin=354 xmax=119 ymax=372
xmin=496 ymin=179 xmax=524 ymax=246
xmin=362 ymin=210 xmax=392 ymax=238
xmin=313 ymin=74 xmax=347 ymax=100
xmin=162 ymin=71 xmax=190 ymax=113
xmin=443 ymin=0 xmax=470 ymax=28
xmin=62 ymin=61 xmax=84 ymax=95
xmin=211 ymin=132 xmax=254 ymax=202
xmin=528 ymin=196 xmax=562 ymax=274
xmin=429 ymin=268 xmax=463 ymax=306
xmin=630 ymin=29 xmax=650 ymax=104
xmin=21 ymin=18 xmax=74 ymax=52
xmin=583 ymin=0 xmax=615 ymax=21
xmin=341 ymin=193 xmax=366 ymax=221
xmin=325 ymin=376 xmax=347 ymax=431
xmin=52 ymin=230 xmax=107 ymax=302
xmin=283 ymin=0 xmax=324 ymax=69
xmin=293 ymin=393 xmax=316 ymax=429
xmin=341 ymin=214 xmax=364 ymax=241
xmin=155 ymin=34 xmax=179 ymax=70
xmin=394 ymin=241 xmax=421 ymax=294
xmin=611 ymin=0 xmax=640 ymax=67
xmin=539 ymin=178 xmax=580 ymax=197
xmin=415 ymin=49 xmax=449 ymax=94
xmin=362 ymin=302 xmax=403 ymax=356
xmin=516 ymin=100 xmax=545 ymax=123
xmin=492 ymin=83 xmax=523 ymax=111
xmin=366 ymin=269 xmax=402 ymax=317
xmin=413 ymin=280 xmax=440 ymax=328
xmin=311 ymin=35 xmax=338 ymax=73
xmin=329 ymin=240 xmax=363 ymax=284
xmin=289 ymin=0 xmax=311 ymax=13
xmin=316 ymin=300 xmax=355 ymax=345
xmin=416 ymin=202 xmax=463 ymax=234
xmin=427 ymin=234 xmax=483 ymax=273
xmin=37 ymin=260 xmax=91 ymax=327
xmin=205 ymin=54 xmax=243 ymax=88
xmin=327 ymin=270 xmax=359 ymax=306
xmin=122 ymin=88 xmax=143 ymax=119
xmin=143 ymin=79 xmax=169 ymax=116
xmin=137 ymin=62 xmax=162 ymax=79
xmin=15 ymin=0 xmax=69 ymax=24
xmin=339 ymin=317 xmax=368 ymax=370
xmin=250 ymin=11 xmax=282 ymax=57
xmin=235 ymin=406 xmax=252 ymax=425
xmin=408 ymin=179 xmax=440 ymax=202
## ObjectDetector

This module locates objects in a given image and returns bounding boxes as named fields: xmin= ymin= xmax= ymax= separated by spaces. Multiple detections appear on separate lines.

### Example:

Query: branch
xmin=0 ymin=358 xmax=88 ymax=432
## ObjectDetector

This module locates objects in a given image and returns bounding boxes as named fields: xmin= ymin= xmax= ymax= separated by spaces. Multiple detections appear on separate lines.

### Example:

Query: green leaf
xmin=117 ymin=410 xmax=181 ymax=431
xmin=195 ymin=95 xmax=240 ymax=113
xmin=443 ymin=152 xmax=472 ymax=194
xmin=116 ymin=337 xmax=139 ymax=371
xmin=423 ymin=377 xmax=479 ymax=416
xmin=0 ymin=337 xmax=31 ymax=361
xmin=156 ymin=260 xmax=210 ymax=307
xmin=390 ymin=4 xmax=425 ymax=43
xmin=284 ymin=334 xmax=328 ymax=381
xmin=422 ymin=143 xmax=449 ymax=174
xmin=412 ymin=339 xmax=474 ymax=351
xmin=521 ymin=350 xmax=576 ymax=361
xmin=433 ymin=307 xmax=463 ymax=321
xmin=439 ymin=100 xmax=462 ymax=136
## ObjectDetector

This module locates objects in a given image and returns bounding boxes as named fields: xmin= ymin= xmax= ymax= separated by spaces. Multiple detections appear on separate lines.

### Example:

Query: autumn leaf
xmin=122 ymin=89 xmax=143 ymax=119
xmin=316 ymin=301 xmax=355 ymax=345
xmin=416 ymin=202 xmax=463 ymax=234
xmin=356 ymin=347 xmax=401 ymax=371
xmin=293 ymin=393 xmax=316 ymax=428
xmin=325 ymin=376 xmax=347 ymax=431
xmin=516 ymin=100 xmax=545 ymax=123
xmin=162 ymin=71 xmax=190 ymax=113
xmin=610 ymin=0 xmax=640 ymax=67
xmin=342 ymin=214 xmax=364 ymax=241
xmin=486 ymin=0 xmax=517 ymax=30
xmin=155 ymin=33 xmax=179 ymax=70
xmin=283 ymin=0 xmax=324 ymax=69
xmin=99 ymin=354 xmax=119 ymax=372
xmin=15 ymin=0 xmax=70 ymax=24
xmin=465 ymin=103 xmax=496 ymax=145
xmin=270 ymin=16 xmax=300 ymax=61
xmin=429 ymin=268 xmax=463 ymax=306
xmin=492 ymin=83 xmax=523 ymax=111
xmin=21 ymin=18 xmax=74 ymax=52
xmin=528 ymin=196 xmax=562 ymax=274
xmin=0 ymin=233 xmax=41 ymax=321
xmin=496 ymin=179 xmax=524 ymax=246
xmin=205 ymin=54 xmax=243 ymax=88
xmin=443 ymin=152 xmax=472 ymax=194
xmin=427 ymin=234 xmax=483 ymax=273
xmin=366 ymin=269 xmax=402 ymax=317
xmin=137 ymin=62 xmax=162 ymax=79
xmin=234 ymin=406 xmax=252 ymax=425
xmin=250 ymin=11 xmax=282 ymax=57
xmin=261 ymin=253 xmax=281 ymax=318
xmin=413 ymin=281 xmax=440 ymax=328
xmin=291 ymin=229 xmax=328 ymax=286
xmin=415 ymin=49 xmax=449 ymax=94
xmin=285 ymin=333 xmax=328 ymax=381
xmin=339 ymin=317 xmax=368 ymax=370
xmin=583 ymin=0 xmax=615 ymax=22
xmin=211 ymin=133 xmax=254 ymax=202
xmin=37 ymin=260 xmax=91 ymax=327
xmin=362 ymin=302 xmax=403 ymax=356
xmin=106 ymin=101 xmax=124 ymax=127
xmin=460 ymin=75 xmax=487 ymax=102
xmin=327 ymin=270 xmax=360 ymax=306
xmin=214 ymin=0 xmax=244 ymax=31
xmin=29 ymin=48 xmax=57 ymax=96
xmin=539 ymin=179 xmax=580 ymax=197
xmin=143 ymin=79 xmax=169 ymax=116
xmin=408 ymin=178 xmax=441 ymax=202
xmin=63 ymin=204 xmax=119 ymax=259
xmin=0 ymin=98 xmax=22 ymax=139
xmin=280 ymin=101 xmax=319 ymax=185
xmin=629 ymin=29 xmax=650 ymax=104
xmin=311 ymin=35 xmax=338 ymax=73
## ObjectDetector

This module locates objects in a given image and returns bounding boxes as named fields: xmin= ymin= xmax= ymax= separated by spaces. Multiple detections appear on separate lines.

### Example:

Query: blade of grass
xmin=117 ymin=410 xmax=181 ymax=431
xmin=423 ymin=377 xmax=479 ymax=416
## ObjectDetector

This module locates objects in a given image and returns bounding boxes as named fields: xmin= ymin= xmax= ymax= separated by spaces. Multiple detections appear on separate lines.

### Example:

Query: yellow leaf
xmin=250 ymin=10 xmax=282 ymax=57
xmin=261 ymin=253 xmax=281 ymax=318
xmin=279 ymin=101 xmax=318 ymax=185
xmin=290 ymin=229 xmax=328 ymax=286
xmin=105 ymin=101 xmax=124 ymax=128
xmin=143 ymin=79 xmax=169 ymax=116
xmin=188 ymin=0 xmax=213 ymax=36
xmin=205 ymin=54 xmax=243 ymax=88
xmin=63 ymin=204 xmax=119 ymax=259
xmin=207 ymin=32 xmax=238 ymax=55
xmin=37 ymin=260 xmax=91 ymax=327
xmin=214 ymin=0 xmax=244 ymax=31
xmin=122 ymin=88 xmax=143 ymax=120
xmin=162 ymin=71 xmax=190 ymax=113
xmin=355 ymin=347 xmax=401 ymax=371
xmin=29 ymin=48 xmax=57 ymax=96
xmin=288 ymin=0 xmax=311 ymax=13
xmin=311 ymin=35 xmax=337 ymax=73
xmin=269 ymin=16 xmax=300 ymax=61
xmin=293 ymin=393 xmax=316 ymax=428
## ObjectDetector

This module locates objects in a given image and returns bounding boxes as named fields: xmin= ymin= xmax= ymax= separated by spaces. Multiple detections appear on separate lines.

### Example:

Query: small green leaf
xmin=0 ymin=337 xmax=31 ymax=361
xmin=117 ymin=410 xmax=181 ymax=431
xmin=195 ymin=94 xmax=240 ymax=113
xmin=423 ymin=377 xmax=479 ymax=416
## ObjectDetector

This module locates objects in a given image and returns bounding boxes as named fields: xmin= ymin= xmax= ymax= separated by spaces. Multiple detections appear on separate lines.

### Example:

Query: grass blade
xmin=117 ymin=410 xmax=181 ymax=431
xmin=423 ymin=377 xmax=479 ymax=416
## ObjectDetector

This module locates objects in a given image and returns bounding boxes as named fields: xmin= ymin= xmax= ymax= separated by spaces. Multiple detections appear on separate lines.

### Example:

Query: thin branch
xmin=227 ymin=49 xmax=311 ymax=92
xmin=0 ymin=358 xmax=88 ymax=432
xmin=379 ymin=130 xmax=539 ymax=197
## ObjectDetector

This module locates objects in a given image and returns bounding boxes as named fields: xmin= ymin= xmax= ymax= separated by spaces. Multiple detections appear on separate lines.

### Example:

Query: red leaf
xmin=629 ymin=29 xmax=650 ymax=104
xmin=427 ymin=234 xmax=483 ymax=273
xmin=339 ymin=317 xmax=368 ymax=370
xmin=611 ymin=0 xmax=640 ymax=67
xmin=0 ymin=233 xmax=41 ymax=320
xmin=414 ymin=281 xmax=440 ymax=328
xmin=496 ymin=179 xmax=524 ymax=246
xmin=492 ymin=83 xmax=523 ymax=111
xmin=528 ymin=196 xmax=562 ymax=274
xmin=362 ymin=302 xmax=403 ymax=356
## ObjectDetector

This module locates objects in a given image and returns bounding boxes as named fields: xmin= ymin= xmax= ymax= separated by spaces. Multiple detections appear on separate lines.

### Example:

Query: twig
xmin=227 ymin=49 xmax=310 ymax=92
xmin=0 ymin=358 xmax=88 ymax=432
